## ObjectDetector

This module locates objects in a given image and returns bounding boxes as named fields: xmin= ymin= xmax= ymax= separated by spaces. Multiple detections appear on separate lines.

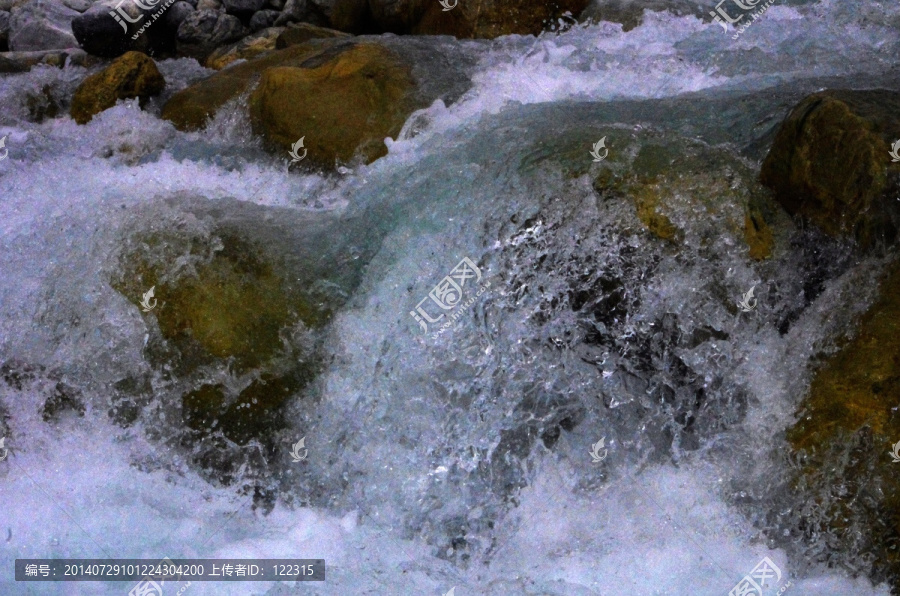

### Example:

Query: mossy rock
xmin=760 ymin=89 xmax=900 ymax=248
xmin=70 ymin=51 xmax=165 ymax=125
xmin=785 ymin=261 xmax=900 ymax=588
xmin=248 ymin=42 xmax=416 ymax=167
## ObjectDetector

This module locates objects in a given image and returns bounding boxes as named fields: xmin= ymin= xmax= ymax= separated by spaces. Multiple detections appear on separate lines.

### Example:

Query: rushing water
xmin=1 ymin=0 xmax=900 ymax=594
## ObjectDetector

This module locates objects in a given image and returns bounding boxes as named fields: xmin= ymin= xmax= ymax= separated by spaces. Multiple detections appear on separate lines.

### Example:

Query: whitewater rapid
xmin=1 ymin=1 xmax=899 ymax=594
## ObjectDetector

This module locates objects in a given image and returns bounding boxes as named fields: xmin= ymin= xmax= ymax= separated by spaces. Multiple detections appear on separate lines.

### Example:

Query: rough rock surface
xmin=70 ymin=51 xmax=166 ymax=124
xmin=204 ymin=24 xmax=285 ymax=69
xmin=9 ymin=0 xmax=80 ymax=51
xmin=760 ymin=89 xmax=900 ymax=248
xmin=177 ymin=7 xmax=247 ymax=60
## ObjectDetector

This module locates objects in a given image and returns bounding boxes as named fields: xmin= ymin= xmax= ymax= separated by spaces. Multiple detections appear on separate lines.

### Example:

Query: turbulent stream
xmin=2 ymin=0 xmax=900 ymax=594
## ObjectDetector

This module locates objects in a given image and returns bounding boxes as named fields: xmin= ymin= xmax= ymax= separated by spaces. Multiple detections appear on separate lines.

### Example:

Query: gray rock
xmin=0 ymin=0 xmax=12 ymax=11
xmin=266 ymin=0 xmax=284 ymax=8
xmin=273 ymin=0 xmax=307 ymax=25
xmin=9 ymin=0 xmax=80 ymax=51
xmin=62 ymin=0 xmax=93 ymax=13
xmin=165 ymin=0 xmax=194 ymax=28
xmin=222 ymin=0 xmax=265 ymax=18
xmin=248 ymin=8 xmax=277 ymax=31
xmin=71 ymin=0 xmax=148 ymax=57
xmin=177 ymin=8 xmax=246 ymax=59
xmin=196 ymin=0 xmax=220 ymax=9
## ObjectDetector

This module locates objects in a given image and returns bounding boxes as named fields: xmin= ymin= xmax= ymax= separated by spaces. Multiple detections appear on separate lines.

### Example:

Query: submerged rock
xmin=760 ymin=89 xmax=900 ymax=248
xmin=785 ymin=261 xmax=900 ymax=589
xmin=70 ymin=51 xmax=166 ymax=125
xmin=592 ymin=133 xmax=779 ymax=258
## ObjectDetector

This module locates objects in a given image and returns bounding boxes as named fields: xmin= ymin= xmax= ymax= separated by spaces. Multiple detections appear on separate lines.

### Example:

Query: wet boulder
xmin=8 ymin=0 xmax=80 ymax=51
xmin=248 ymin=41 xmax=417 ymax=167
xmin=110 ymin=199 xmax=340 ymax=454
xmin=760 ymin=89 xmax=900 ymax=248
xmin=72 ymin=0 xmax=177 ymax=58
xmin=70 ymin=51 xmax=165 ymax=124
xmin=162 ymin=35 xmax=474 ymax=168
xmin=162 ymin=39 xmax=341 ymax=129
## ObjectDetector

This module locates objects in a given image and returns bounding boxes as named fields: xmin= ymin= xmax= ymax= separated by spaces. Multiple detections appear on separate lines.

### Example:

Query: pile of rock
xmin=2 ymin=0 xmax=594 ymax=65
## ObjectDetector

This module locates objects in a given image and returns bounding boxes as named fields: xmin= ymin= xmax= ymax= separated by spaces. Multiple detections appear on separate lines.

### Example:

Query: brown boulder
xmin=161 ymin=39 xmax=352 ymax=131
xmin=760 ymin=89 xmax=900 ymax=247
xmin=70 ymin=51 xmax=165 ymax=125
xmin=248 ymin=42 xmax=416 ymax=167
xmin=162 ymin=36 xmax=473 ymax=167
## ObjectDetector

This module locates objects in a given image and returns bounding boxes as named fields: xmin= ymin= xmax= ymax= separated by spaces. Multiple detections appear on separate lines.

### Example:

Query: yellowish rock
xmin=248 ymin=42 xmax=416 ymax=166
xmin=70 ymin=51 xmax=165 ymax=125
